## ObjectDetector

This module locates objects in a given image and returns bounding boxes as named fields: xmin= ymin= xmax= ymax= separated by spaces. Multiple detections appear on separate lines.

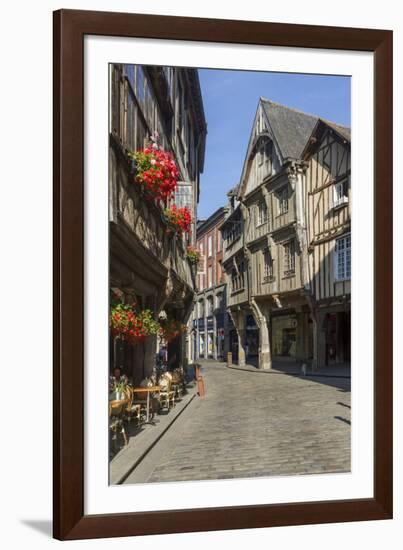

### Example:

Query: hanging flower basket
xmin=128 ymin=144 xmax=179 ymax=203
xmin=110 ymin=302 xmax=159 ymax=345
xmin=163 ymin=205 xmax=192 ymax=235
xmin=186 ymin=245 xmax=201 ymax=264
xmin=159 ymin=318 xmax=187 ymax=343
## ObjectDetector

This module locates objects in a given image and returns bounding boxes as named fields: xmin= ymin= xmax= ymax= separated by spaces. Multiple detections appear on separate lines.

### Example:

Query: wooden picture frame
xmin=53 ymin=9 xmax=393 ymax=540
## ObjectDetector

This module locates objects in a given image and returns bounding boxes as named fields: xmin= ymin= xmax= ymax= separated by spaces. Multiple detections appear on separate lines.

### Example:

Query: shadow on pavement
xmin=334 ymin=415 xmax=351 ymax=426
xmin=223 ymin=359 xmax=351 ymax=392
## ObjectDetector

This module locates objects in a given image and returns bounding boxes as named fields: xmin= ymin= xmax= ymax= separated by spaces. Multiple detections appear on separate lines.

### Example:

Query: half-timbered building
xmin=221 ymin=98 xmax=350 ymax=371
xmin=302 ymin=119 xmax=351 ymax=368
xmin=109 ymin=64 xmax=206 ymax=384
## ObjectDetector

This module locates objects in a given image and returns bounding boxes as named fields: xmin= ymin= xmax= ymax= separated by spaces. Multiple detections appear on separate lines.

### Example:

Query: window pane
xmin=335 ymin=234 xmax=351 ymax=280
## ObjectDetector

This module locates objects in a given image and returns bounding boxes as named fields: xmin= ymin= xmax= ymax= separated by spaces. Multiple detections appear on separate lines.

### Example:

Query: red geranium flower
xmin=164 ymin=205 xmax=192 ymax=235
xmin=129 ymin=145 xmax=180 ymax=203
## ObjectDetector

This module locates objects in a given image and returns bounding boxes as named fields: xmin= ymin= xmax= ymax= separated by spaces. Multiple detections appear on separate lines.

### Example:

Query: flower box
xmin=128 ymin=145 xmax=179 ymax=202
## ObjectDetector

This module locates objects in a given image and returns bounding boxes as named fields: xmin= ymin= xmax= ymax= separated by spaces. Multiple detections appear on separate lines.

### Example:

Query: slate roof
xmin=261 ymin=99 xmax=350 ymax=161
xmin=301 ymin=118 xmax=351 ymax=159
xmin=324 ymin=120 xmax=351 ymax=142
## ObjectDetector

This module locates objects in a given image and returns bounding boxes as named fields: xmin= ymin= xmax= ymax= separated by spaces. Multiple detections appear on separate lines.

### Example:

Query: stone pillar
xmin=229 ymin=309 xmax=246 ymax=367
xmin=258 ymin=313 xmax=272 ymax=369
xmin=251 ymin=300 xmax=272 ymax=370
xmin=238 ymin=323 xmax=246 ymax=367
xmin=312 ymin=310 xmax=326 ymax=370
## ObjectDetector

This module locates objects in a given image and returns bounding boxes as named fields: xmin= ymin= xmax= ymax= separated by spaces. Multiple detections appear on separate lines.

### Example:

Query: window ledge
xmin=263 ymin=276 xmax=275 ymax=284
xmin=331 ymin=200 xmax=349 ymax=211
xmin=282 ymin=270 xmax=295 ymax=279
xmin=230 ymin=288 xmax=245 ymax=296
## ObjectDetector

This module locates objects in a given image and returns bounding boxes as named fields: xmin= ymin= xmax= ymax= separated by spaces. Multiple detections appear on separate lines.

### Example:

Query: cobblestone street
xmin=123 ymin=362 xmax=350 ymax=484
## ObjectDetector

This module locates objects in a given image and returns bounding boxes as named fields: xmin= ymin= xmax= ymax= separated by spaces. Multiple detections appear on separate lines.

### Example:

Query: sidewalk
xmin=110 ymin=384 xmax=197 ymax=485
xmin=199 ymin=358 xmax=350 ymax=378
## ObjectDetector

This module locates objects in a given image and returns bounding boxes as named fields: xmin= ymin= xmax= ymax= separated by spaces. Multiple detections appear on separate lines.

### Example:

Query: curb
xmin=116 ymin=392 xmax=197 ymax=485
xmin=226 ymin=364 xmax=351 ymax=379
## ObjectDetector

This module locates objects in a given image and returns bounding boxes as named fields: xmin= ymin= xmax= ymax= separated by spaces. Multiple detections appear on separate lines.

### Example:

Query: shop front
xmin=246 ymin=314 xmax=259 ymax=357
xmin=215 ymin=311 xmax=225 ymax=360
xmin=206 ymin=317 xmax=214 ymax=357
xmin=216 ymin=328 xmax=225 ymax=359
xmin=199 ymin=332 xmax=205 ymax=358
xmin=272 ymin=313 xmax=298 ymax=360
xmin=229 ymin=329 xmax=238 ymax=361
xmin=207 ymin=331 xmax=214 ymax=357
xmin=323 ymin=310 xmax=351 ymax=365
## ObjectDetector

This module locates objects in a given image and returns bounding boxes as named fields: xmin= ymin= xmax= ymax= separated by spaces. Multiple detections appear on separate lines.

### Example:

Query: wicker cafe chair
xmin=123 ymin=386 xmax=141 ymax=425
xmin=170 ymin=368 xmax=185 ymax=400
xmin=109 ymin=399 xmax=128 ymax=447
xmin=158 ymin=372 xmax=175 ymax=411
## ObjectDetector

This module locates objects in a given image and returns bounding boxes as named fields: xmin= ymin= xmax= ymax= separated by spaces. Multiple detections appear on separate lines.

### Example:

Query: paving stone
xmin=123 ymin=362 xmax=351 ymax=484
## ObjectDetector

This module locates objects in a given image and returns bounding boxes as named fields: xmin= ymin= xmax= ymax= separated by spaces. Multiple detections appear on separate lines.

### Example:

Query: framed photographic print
xmin=53 ymin=9 xmax=393 ymax=540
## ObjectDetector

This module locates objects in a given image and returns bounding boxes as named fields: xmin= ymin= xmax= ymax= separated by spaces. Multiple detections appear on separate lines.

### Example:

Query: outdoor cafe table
xmin=132 ymin=386 xmax=161 ymax=423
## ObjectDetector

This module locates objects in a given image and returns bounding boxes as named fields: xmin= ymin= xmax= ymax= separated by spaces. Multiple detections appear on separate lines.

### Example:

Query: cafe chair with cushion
xmin=109 ymin=399 xmax=128 ymax=448
xmin=123 ymin=386 xmax=142 ymax=425
xmin=158 ymin=372 xmax=175 ymax=411
xmin=170 ymin=367 xmax=185 ymax=400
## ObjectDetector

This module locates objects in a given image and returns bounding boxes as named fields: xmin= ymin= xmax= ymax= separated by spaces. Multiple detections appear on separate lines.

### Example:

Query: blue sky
xmin=197 ymin=69 xmax=351 ymax=219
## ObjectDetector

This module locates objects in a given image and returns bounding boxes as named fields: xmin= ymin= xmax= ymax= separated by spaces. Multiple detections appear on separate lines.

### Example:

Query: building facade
xmin=221 ymin=98 xmax=350 ymax=371
xmin=190 ymin=207 xmax=228 ymax=360
xmin=302 ymin=119 xmax=351 ymax=368
xmin=109 ymin=63 xmax=206 ymax=384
